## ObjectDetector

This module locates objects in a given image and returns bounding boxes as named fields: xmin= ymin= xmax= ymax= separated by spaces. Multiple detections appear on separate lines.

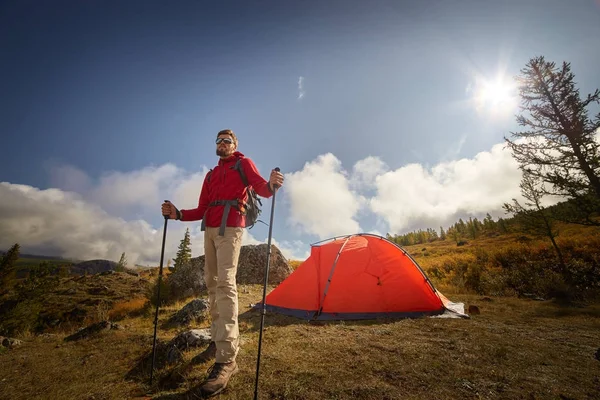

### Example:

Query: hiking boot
xmin=200 ymin=361 xmax=239 ymax=397
xmin=191 ymin=341 xmax=217 ymax=364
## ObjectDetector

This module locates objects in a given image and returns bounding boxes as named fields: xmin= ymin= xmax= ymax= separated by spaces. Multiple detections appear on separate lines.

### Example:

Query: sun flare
xmin=479 ymin=80 xmax=513 ymax=106
xmin=470 ymin=74 xmax=517 ymax=114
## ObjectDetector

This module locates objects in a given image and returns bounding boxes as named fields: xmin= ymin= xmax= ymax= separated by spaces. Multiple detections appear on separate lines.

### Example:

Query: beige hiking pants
xmin=203 ymin=226 xmax=244 ymax=363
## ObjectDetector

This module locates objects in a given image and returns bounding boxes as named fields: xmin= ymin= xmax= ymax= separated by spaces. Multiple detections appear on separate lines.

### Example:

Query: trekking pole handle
xmin=273 ymin=167 xmax=281 ymax=190
xmin=163 ymin=199 xmax=171 ymax=220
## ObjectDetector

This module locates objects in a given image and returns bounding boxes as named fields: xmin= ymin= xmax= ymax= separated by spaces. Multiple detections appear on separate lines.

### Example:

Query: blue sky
xmin=1 ymin=0 xmax=599 ymax=265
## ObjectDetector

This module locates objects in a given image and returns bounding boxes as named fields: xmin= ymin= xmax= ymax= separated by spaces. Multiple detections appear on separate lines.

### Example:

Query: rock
xmin=168 ymin=299 xmax=209 ymax=326
xmin=236 ymin=244 xmax=293 ymax=284
xmin=468 ymin=305 xmax=480 ymax=315
xmin=124 ymin=268 xmax=139 ymax=277
xmin=1 ymin=337 xmax=23 ymax=348
xmin=86 ymin=286 xmax=111 ymax=295
xmin=165 ymin=329 xmax=212 ymax=364
xmin=595 ymin=348 xmax=600 ymax=362
xmin=168 ymin=260 xmax=207 ymax=300
xmin=64 ymin=320 xmax=123 ymax=342
xmin=175 ymin=244 xmax=293 ymax=299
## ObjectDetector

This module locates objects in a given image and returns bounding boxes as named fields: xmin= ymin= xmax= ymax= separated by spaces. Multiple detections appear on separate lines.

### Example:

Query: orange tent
xmin=262 ymin=233 xmax=467 ymax=320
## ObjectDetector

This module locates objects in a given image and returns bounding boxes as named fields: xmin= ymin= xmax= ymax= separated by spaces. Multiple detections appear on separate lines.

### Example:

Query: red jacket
xmin=180 ymin=151 xmax=273 ymax=228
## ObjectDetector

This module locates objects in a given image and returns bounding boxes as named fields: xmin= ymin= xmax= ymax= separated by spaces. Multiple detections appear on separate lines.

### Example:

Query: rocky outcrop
xmin=237 ymin=244 xmax=293 ymax=284
xmin=168 ymin=260 xmax=207 ymax=299
xmin=183 ymin=243 xmax=292 ymax=288
xmin=167 ymin=299 xmax=209 ymax=326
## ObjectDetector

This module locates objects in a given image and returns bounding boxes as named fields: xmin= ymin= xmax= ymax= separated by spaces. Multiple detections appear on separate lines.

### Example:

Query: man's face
xmin=216 ymin=135 xmax=236 ymax=157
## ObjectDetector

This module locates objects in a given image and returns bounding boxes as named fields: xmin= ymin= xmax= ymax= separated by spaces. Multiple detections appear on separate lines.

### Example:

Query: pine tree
xmin=0 ymin=243 xmax=20 ymax=293
xmin=504 ymin=56 xmax=600 ymax=224
xmin=116 ymin=252 xmax=127 ymax=272
xmin=173 ymin=228 xmax=192 ymax=269
xmin=483 ymin=213 xmax=495 ymax=233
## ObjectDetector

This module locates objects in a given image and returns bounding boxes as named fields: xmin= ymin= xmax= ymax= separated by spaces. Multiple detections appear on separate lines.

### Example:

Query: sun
xmin=479 ymin=80 xmax=513 ymax=106
xmin=470 ymin=74 xmax=517 ymax=115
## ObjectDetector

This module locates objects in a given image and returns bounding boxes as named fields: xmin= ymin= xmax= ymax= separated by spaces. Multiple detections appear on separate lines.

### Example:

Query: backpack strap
xmin=232 ymin=158 xmax=249 ymax=187
xmin=231 ymin=157 xmax=263 ymax=229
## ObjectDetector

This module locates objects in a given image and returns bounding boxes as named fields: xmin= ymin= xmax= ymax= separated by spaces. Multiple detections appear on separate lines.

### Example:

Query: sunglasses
xmin=216 ymin=137 xmax=234 ymax=145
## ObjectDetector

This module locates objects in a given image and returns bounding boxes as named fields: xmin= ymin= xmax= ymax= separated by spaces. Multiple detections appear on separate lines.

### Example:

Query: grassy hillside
xmin=1 ymin=223 xmax=599 ymax=399
xmin=402 ymin=224 xmax=600 ymax=301
xmin=0 ymin=283 xmax=598 ymax=400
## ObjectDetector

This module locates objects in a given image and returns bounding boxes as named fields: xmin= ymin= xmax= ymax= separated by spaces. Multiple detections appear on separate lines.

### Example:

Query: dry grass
xmin=288 ymin=260 xmax=303 ymax=270
xmin=1 ymin=283 xmax=599 ymax=400
xmin=108 ymin=298 xmax=148 ymax=321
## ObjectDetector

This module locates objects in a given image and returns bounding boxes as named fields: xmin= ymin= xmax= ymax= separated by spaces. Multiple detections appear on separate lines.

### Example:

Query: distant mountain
xmin=0 ymin=251 xmax=73 ymax=261
xmin=70 ymin=259 xmax=119 ymax=275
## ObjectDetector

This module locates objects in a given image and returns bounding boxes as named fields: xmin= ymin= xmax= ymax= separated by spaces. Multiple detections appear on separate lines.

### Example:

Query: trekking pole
xmin=254 ymin=168 xmax=280 ymax=400
xmin=150 ymin=200 xmax=170 ymax=386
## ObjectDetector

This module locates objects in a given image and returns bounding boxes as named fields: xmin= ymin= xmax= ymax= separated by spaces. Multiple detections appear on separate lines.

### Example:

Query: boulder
xmin=1 ymin=337 xmax=23 ymax=348
xmin=468 ymin=305 xmax=480 ymax=315
xmin=168 ymin=299 xmax=209 ymax=326
xmin=185 ymin=243 xmax=293 ymax=287
xmin=64 ymin=320 xmax=123 ymax=342
xmin=165 ymin=328 xmax=211 ymax=364
xmin=168 ymin=260 xmax=207 ymax=300
xmin=236 ymin=244 xmax=293 ymax=284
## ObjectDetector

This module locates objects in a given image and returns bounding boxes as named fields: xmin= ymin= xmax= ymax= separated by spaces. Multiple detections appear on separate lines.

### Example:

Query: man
xmin=161 ymin=129 xmax=284 ymax=397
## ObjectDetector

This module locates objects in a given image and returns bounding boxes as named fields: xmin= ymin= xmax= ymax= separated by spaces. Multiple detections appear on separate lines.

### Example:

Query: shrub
xmin=146 ymin=276 xmax=172 ymax=307
xmin=0 ymin=299 xmax=43 ymax=336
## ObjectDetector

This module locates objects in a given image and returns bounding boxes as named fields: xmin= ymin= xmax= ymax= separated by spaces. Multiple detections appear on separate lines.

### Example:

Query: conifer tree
xmin=173 ymin=228 xmax=192 ymax=269
xmin=0 ymin=243 xmax=20 ymax=293
xmin=505 ymin=56 xmax=600 ymax=224
xmin=116 ymin=252 xmax=127 ymax=272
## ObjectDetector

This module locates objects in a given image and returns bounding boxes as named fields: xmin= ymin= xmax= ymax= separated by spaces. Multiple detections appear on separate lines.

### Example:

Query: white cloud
xmin=350 ymin=156 xmax=388 ymax=191
xmin=7 ymin=134 xmax=584 ymax=266
xmin=47 ymin=162 xmax=92 ymax=193
xmin=47 ymin=163 xmax=208 ymax=221
xmin=240 ymin=230 xmax=309 ymax=261
xmin=285 ymin=153 xmax=363 ymax=239
xmin=1 ymin=159 xmax=309 ymax=266
xmin=270 ymin=238 xmax=310 ymax=261
xmin=369 ymin=142 xmax=523 ymax=233
xmin=0 ymin=182 xmax=203 ymax=266
xmin=297 ymin=76 xmax=305 ymax=100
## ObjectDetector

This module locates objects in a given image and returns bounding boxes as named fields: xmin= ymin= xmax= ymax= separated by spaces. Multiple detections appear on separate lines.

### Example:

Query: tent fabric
xmin=261 ymin=233 xmax=468 ymax=320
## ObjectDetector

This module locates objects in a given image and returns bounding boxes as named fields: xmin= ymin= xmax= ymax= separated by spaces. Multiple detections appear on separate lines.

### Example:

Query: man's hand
xmin=161 ymin=201 xmax=179 ymax=219
xmin=269 ymin=169 xmax=284 ymax=191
